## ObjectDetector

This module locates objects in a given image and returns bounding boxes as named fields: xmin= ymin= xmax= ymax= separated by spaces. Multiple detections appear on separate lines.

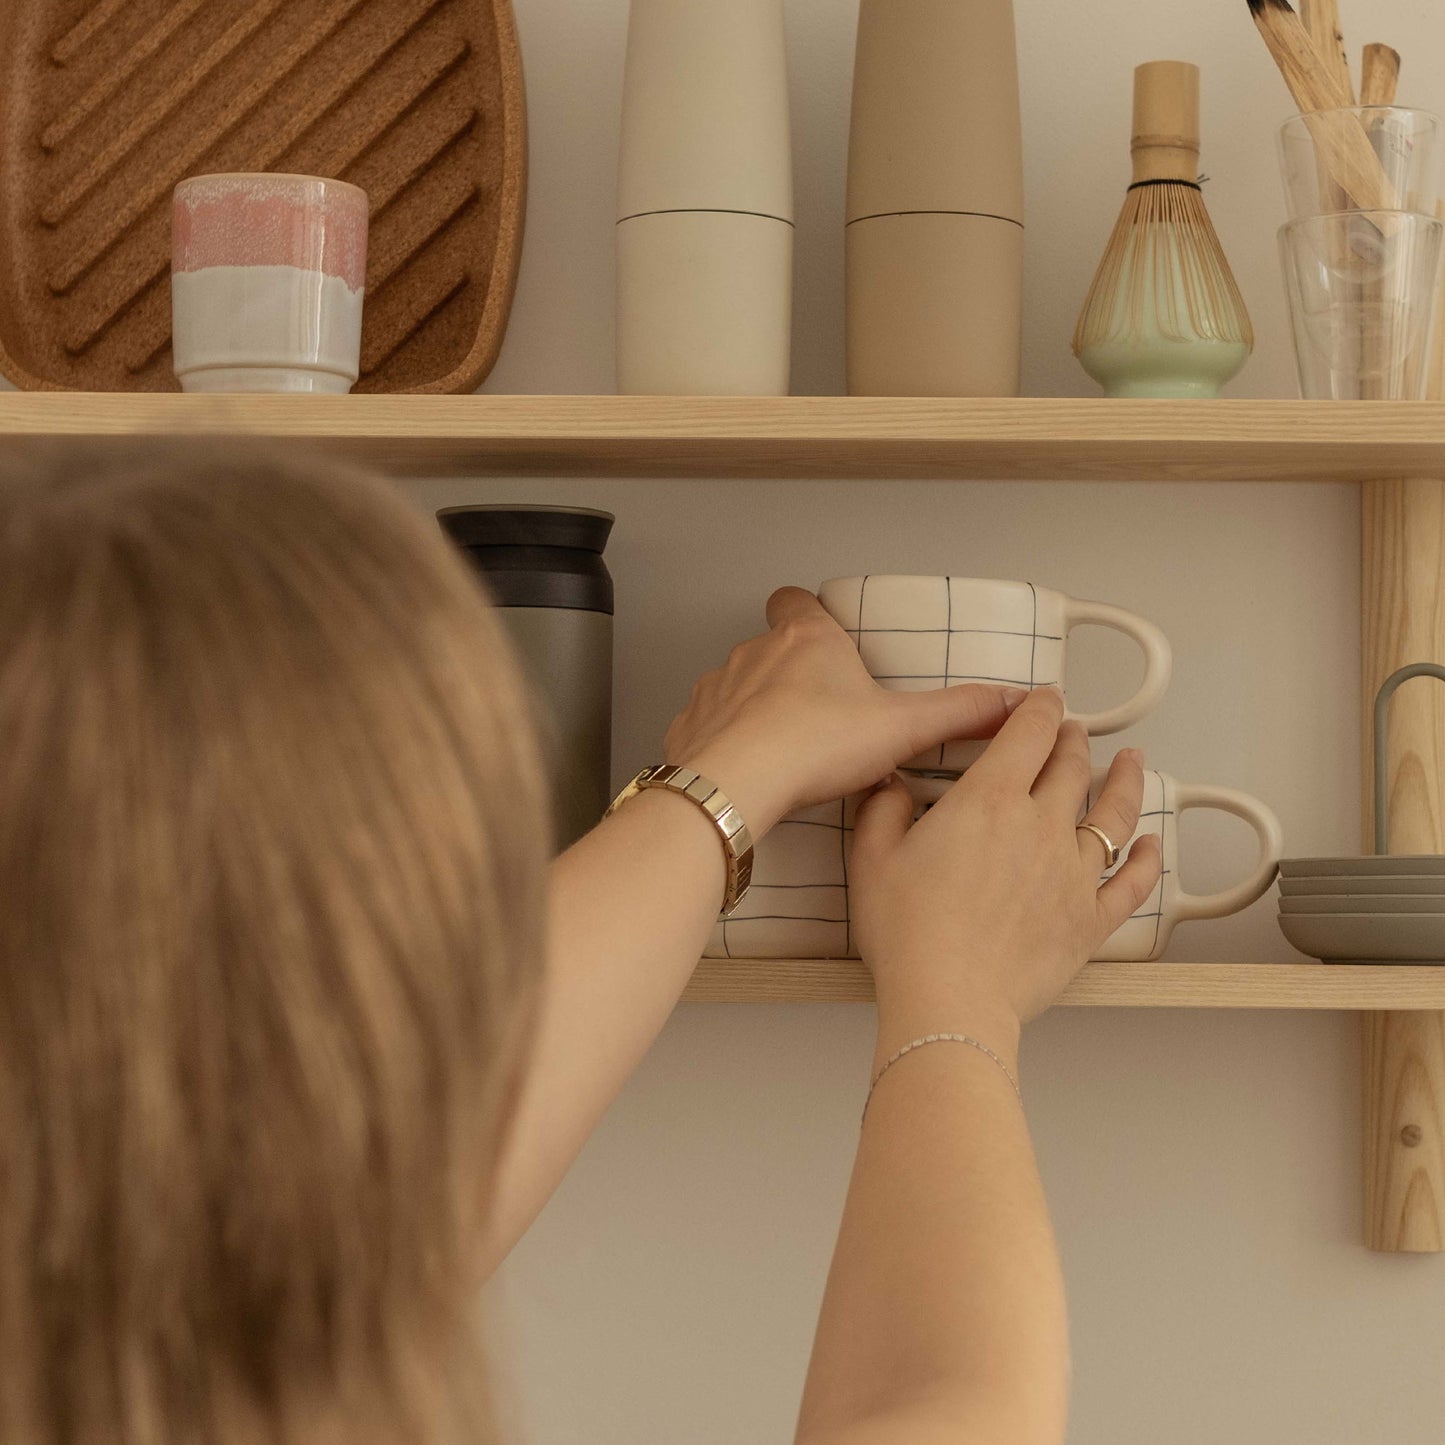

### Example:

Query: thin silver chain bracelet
xmin=862 ymin=1033 xmax=1022 ymax=1124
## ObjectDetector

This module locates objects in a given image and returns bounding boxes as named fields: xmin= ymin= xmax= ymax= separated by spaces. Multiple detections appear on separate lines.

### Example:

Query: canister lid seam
xmin=845 ymin=209 xmax=1023 ymax=228
xmin=617 ymin=207 xmax=794 ymax=227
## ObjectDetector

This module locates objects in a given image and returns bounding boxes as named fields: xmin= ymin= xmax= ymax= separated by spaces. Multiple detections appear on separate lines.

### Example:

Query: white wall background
xmin=404 ymin=1 xmax=1445 ymax=1440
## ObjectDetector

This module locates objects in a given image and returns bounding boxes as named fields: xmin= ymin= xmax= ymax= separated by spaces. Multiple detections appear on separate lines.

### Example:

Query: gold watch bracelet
xmin=605 ymin=764 xmax=755 ymax=915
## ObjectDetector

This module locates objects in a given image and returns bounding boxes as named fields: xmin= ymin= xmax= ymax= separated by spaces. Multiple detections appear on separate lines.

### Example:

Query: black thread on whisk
xmin=1126 ymin=178 xmax=1203 ymax=192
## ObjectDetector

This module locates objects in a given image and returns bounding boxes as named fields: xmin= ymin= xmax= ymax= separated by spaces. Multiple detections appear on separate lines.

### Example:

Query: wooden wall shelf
xmin=6 ymin=392 xmax=1445 ymax=481
xmin=683 ymin=959 xmax=1445 ymax=1008
xmin=9 ymin=386 xmax=1444 ymax=1249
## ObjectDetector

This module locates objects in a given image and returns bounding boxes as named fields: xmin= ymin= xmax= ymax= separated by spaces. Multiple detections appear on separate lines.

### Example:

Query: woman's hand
xmin=849 ymin=687 xmax=1162 ymax=1049
xmin=664 ymin=587 xmax=1025 ymax=837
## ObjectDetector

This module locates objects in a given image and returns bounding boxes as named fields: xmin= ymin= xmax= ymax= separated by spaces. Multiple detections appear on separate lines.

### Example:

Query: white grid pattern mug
xmin=815 ymin=575 xmax=1172 ymax=773
xmin=704 ymin=769 xmax=1282 ymax=964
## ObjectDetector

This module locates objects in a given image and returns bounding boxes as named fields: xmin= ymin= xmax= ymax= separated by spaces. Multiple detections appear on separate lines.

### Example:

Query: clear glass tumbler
xmin=1279 ymin=210 xmax=1444 ymax=400
xmin=1278 ymin=108 xmax=1442 ymax=220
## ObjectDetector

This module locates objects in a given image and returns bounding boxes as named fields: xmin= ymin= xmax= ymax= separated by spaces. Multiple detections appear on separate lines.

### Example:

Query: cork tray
xmin=0 ymin=0 xmax=526 ymax=393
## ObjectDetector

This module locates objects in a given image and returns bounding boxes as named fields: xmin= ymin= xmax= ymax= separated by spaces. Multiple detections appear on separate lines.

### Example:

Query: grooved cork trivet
xmin=0 ymin=0 xmax=526 ymax=393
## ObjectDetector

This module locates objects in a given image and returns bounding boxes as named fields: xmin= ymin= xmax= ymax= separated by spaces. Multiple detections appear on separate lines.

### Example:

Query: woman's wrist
xmin=872 ymin=974 xmax=1022 ymax=1077
xmin=604 ymin=783 xmax=733 ymax=903
xmin=669 ymin=737 xmax=791 ymax=840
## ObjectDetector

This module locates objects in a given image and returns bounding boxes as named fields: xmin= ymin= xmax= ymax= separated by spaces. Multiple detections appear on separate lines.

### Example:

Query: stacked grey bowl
xmin=1278 ymin=856 xmax=1445 ymax=963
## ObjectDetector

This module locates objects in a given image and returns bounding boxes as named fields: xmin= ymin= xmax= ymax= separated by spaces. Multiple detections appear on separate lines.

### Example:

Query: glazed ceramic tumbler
xmin=703 ymin=768 xmax=1282 ymax=963
xmin=171 ymin=173 xmax=369 ymax=393
xmin=815 ymin=575 xmax=1172 ymax=775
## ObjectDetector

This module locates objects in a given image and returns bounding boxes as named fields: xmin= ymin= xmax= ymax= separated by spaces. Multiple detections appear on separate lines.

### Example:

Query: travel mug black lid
xmin=437 ymin=505 xmax=614 ymax=553
xmin=438 ymin=505 xmax=615 ymax=614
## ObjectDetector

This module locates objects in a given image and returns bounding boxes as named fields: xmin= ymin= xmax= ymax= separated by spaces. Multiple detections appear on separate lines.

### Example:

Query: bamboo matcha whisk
xmin=1073 ymin=61 xmax=1253 ymax=398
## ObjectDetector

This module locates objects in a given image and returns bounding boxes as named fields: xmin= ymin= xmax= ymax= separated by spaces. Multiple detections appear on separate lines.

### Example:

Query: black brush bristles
xmin=1246 ymin=0 xmax=1297 ymax=14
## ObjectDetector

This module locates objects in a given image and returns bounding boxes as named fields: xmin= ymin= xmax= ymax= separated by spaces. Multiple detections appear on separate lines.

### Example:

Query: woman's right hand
xmin=849 ymin=687 xmax=1162 ymax=1050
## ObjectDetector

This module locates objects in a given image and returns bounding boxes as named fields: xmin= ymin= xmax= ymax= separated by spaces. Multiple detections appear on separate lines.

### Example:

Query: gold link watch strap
xmin=605 ymin=764 xmax=755 ymax=916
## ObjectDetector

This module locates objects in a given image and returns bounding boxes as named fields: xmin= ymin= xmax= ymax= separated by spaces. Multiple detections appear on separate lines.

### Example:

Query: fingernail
xmin=1002 ymin=687 xmax=1029 ymax=711
xmin=1124 ymin=748 xmax=1143 ymax=765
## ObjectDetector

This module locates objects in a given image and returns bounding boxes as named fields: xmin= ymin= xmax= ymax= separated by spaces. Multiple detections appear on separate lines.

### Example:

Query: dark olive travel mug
xmin=438 ymin=505 xmax=615 ymax=848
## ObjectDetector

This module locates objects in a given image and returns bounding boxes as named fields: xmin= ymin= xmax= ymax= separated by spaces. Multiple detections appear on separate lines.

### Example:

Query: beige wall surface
xmin=418 ymin=0 xmax=1444 ymax=1439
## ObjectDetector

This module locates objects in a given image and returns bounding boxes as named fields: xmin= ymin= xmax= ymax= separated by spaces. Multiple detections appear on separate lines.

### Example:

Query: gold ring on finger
xmin=1076 ymin=822 xmax=1120 ymax=869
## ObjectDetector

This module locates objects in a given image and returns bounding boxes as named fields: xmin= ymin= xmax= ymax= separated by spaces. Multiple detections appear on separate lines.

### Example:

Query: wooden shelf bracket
xmin=1361 ymin=478 xmax=1445 ymax=1252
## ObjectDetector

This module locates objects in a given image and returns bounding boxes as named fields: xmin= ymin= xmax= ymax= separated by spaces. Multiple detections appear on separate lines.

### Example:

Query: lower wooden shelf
xmin=682 ymin=958 xmax=1445 ymax=1008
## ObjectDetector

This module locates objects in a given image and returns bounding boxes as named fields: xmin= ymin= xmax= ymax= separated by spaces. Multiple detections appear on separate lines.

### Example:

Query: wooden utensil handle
xmin=1360 ymin=43 xmax=1401 ymax=108
xmin=1301 ymin=0 xmax=1355 ymax=105
xmin=1130 ymin=59 xmax=1199 ymax=185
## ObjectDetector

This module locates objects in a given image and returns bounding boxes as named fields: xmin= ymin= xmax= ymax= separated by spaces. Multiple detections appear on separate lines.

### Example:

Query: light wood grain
xmin=1299 ymin=0 xmax=1357 ymax=218
xmin=11 ymin=394 xmax=1445 ymax=481
xmin=1302 ymin=0 xmax=1355 ymax=104
xmin=680 ymin=959 xmax=1445 ymax=1008
xmin=1363 ymin=1011 xmax=1445 ymax=1250
xmin=1361 ymin=477 xmax=1445 ymax=1251
xmin=1362 ymin=481 xmax=1445 ymax=850
xmin=1359 ymin=43 xmax=1400 ymax=108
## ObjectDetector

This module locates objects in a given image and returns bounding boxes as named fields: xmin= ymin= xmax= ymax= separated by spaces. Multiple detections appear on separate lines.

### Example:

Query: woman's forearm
xmin=792 ymin=698 xmax=1151 ymax=1444
xmin=479 ymin=786 xmax=731 ymax=1270
xmin=475 ymin=596 xmax=1023 ymax=1272
xmin=796 ymin=1000 xmax=1070 ymax=1445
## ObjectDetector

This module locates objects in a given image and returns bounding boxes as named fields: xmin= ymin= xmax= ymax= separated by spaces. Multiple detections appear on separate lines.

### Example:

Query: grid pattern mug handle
xmin=1061 ymin=597 xmax=1173 ymax=734
xmin=1171 ymin=782 xmax=1285 ymax=922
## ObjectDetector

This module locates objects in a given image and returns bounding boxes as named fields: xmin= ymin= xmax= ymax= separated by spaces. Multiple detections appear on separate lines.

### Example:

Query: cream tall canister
xmin=845 ymin=0 xmax=1024 ymax=395
xmin=616 ymin=0 xmax=793 ymax=394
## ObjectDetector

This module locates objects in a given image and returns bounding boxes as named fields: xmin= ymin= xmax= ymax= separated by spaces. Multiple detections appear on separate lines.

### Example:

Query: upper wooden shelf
xmin=683 ymin=958 xmax=1445 ymax=1009
xmin=5 ymin=393 xmax=1445 ymax=481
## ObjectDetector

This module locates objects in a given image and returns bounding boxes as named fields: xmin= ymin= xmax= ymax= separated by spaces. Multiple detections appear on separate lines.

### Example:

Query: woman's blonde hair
xmin=0 ymin=443 xmax=549 ymax=1445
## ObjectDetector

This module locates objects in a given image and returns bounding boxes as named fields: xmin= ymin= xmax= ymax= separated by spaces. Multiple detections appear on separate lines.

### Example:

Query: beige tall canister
xmin=616 ymin=0 xmax=793 ymax=394
xmin=845 ymin=0 xmax=1024 ymax=396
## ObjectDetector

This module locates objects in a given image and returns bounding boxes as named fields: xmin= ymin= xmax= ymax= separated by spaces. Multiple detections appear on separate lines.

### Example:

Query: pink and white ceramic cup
xmin=171 ymin=173 xmax=369 ymax=393
xmin=815 ymin=575 xmax=1172 ymax=776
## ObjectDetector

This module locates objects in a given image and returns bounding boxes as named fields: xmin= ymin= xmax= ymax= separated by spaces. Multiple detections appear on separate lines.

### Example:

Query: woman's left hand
xmin=664 ymin=587 xmax=1026 ymax=837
